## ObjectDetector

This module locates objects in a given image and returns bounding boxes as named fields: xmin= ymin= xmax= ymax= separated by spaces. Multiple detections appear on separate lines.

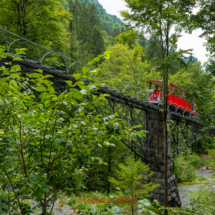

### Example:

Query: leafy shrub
xmin=174 ymin=149 xmax=200 ymax=183
xmin=181 ymin=180 xmax=215 ymax=215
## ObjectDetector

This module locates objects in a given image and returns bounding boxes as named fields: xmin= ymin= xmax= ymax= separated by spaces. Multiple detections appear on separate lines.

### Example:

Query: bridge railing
xmin=0 ymin=28 xmax=149 ymax=101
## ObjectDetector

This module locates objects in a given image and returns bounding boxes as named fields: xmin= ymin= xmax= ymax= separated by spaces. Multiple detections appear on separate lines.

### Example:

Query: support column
xmin=145 ymin=110 xmax=181 ymax=207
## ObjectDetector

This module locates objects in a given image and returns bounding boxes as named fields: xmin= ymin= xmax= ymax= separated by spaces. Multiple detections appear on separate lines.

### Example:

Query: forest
xmin=0 ymin=0 xmax=215 ymax=214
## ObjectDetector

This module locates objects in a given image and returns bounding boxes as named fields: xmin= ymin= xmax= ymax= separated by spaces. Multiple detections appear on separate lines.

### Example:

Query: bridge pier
xmin=145 ymin=110 xmax=181 ymax=207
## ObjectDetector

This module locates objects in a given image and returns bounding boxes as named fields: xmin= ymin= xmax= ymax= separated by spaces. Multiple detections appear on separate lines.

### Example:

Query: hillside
xmin=67 ymin=0 xmax=124 ymax=35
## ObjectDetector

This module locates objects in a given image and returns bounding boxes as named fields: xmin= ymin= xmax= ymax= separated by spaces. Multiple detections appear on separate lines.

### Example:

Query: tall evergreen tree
xmin=112 ymin=27 xmax=120 ymax=38
xmin=91 ymin=26 xmax=105 ymax=57
xmin=89 ymin=3 xmax=101 ymax=27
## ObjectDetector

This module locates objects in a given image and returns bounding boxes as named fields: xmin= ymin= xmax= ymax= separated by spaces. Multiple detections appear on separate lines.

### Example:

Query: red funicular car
xmin=146 ymin=80 xmax=196 ymax=115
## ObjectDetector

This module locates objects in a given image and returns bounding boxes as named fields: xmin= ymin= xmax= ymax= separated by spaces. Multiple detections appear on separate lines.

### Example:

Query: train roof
xmin=145 ymin=80 xmax=185 ymax=92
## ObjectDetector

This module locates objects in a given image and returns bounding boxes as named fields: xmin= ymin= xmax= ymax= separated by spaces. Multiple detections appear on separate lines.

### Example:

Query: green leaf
xmin=82 ymin=66 xmax=89 ymax=74
xmin=67 ymin=140 xmax=73 ymax=146
xmin=41 ymin=188 xmax=49 ymax=193
xmin=33 ymin=188 xmax=43 ymax=201
xmin=36 ymin=85 xmax=46 ymax=92
xmin=13 ymin=57 xmax=22 ymax=61
xmin=89 ymin=70 xmax=98 ymax=75
xmin=10 ymin=73 xmax=20 ymax=79
xmin=43 ymin=75 xmax=53 ymax=78
xmin=85 ymin=104 xmax=94 ymax=110
xmin=29 ymin=183 xmax=37 ymax=189
xmin=11 ymin=65 xmax=21 ymax=71
xmin=55 ymin=138 xmax=61 ymax=144
xmin=29 ymin=121 xmax=37 ymax=126
xmin=88 ymin=85 xmax=97 ymax=90
xmin=34 ymin=69 xmax=43 ymax=73
xmin=91 ymin=100 xmax=100 ymax=105
xmin=15 ymin=48 xmax=27 ymax=55
xmin=0 ymin=78 xmax=9 ymax=83
xmin=93 ymin=57 xmax=100 ymax=62
xmin=66 ymin=80 xmax=73 ymax=86
xmin=138 ymin=199 xmax=152 ymax=207
xmin=73 ymin=73 xmax=82 ymax=80
xmin=88 ymin=61 xmax=96 ymax=65
xmin=39 ymin=92 xmax=48 ymax=99
xmin=0 ymin=99 xmax=4 ymax=105
xmin=70 ymin=88 xmax=80 ymax=95
xmin=78 ymin=107 xmax=84 ymax=112
xmin=80 ymin=89 xmax=88 ymax=95
xmin=10 ymin=80 xmax=18 ymax=87
xmin=1 ymin=70 xmax=9 ymax=76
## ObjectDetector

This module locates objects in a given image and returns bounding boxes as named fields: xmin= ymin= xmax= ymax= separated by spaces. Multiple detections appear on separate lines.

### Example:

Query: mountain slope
xmin=67 ymin=0 xmax=124 ymax=35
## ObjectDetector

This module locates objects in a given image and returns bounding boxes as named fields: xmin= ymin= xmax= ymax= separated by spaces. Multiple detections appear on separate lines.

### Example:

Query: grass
xmin=178 ymin=174 xmax=209 ymax=186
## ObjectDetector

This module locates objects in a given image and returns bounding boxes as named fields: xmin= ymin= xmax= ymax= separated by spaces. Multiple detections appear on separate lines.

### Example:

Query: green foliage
xmin=109 ymin=158 xmax=159 ymax=215
xmin=0 ymin=0 xmax=71 ymax=50
xmin=182 ymin=181 xmax=215 ymax=215
xmin=189 ymin=0 xmax=215 ymax=75
xmin=169 ymin=62 xmax=215 ymax=125
xmin=115 ymin=29 xmax=139 ymax=48
xmin=68 ymin=0 xmax=124 ymax=36
xmin=68 ymin=0 xmax=106 ymax=70
xmin=99 ymin=43 xmax=152 ymax=98
xmin=61 ymin=192 xmax=161 ymax=215
xmin=174 ymin=149 xmax=200 ymax=183
xmin=91 ymin=26 xmax=105 ymax=57
xmin=0 ymin=48 xmax=145 ymax=214
xmin=121 ymin=0 xmax=195 ymax=74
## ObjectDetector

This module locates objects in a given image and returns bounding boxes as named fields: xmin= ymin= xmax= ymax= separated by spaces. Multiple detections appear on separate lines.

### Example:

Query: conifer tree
xmin=109 ymin=158 xmax=159 ymax=215
xmin=112 ymin=28 xmax=120 ymax=38
xmin=89 ymin=3 xmax=101 ymax=27
xmin=91 ymin=26 xmax=105 ymax=57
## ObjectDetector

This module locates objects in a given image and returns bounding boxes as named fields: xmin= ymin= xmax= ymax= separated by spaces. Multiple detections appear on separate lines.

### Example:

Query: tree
xmin=91 ymin=26 xmax=105 ymax=57
xmin=112 ymin=28 xmax=120 ymax=39
xmin=189 ymin=0 xmax=215 ymax=73
xmin=115 ymin=29 xmax=139 ymax=48
xmin=121 ymin=0 xmax=196 ymax=211
xmin=109 ymin=158 xmax=159 ymax=215
xmin=0 ymin=48 xmax=144 ymax=214
xmin=170 ymin=62 xmax=215 ymax=126
xmin=89 ymin=3 xmax=101 ymax=28
xmin=0 ymin=0 xmax=71 ymax=50
xmin=69 ymin=0 xmax=105 ymax=60
xmin=100 ymin=43 xmax=152 ymax=98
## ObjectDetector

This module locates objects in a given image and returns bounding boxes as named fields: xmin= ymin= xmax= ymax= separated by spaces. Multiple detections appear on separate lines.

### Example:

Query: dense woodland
xmin=1 ymin=0 xmax=215 ymax=214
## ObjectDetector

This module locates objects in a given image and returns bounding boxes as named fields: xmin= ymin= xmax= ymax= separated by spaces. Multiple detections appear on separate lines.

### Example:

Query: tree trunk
xmin=164 ymin=75 xmax=168 ymax=215
xmin=107 ymin=146 xmax=111 ymax=194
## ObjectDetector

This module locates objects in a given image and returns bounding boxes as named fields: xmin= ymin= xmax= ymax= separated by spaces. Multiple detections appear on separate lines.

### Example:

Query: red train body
xmin=146 ymin=80 xmax=197 ymax=115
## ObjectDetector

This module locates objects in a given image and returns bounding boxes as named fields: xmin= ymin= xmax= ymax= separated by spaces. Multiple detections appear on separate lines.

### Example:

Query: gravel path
xmin=178 ymin=169 xmax=213 ymax=207
xmin=51 ymin=201 xmax=77 ymax=215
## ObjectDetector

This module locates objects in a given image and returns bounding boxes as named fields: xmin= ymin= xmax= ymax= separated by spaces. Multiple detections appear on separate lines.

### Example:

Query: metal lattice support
xmin=170 ymin=119 xmax=203 ymax=160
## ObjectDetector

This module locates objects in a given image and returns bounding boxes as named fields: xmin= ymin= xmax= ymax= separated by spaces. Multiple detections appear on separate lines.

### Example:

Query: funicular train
xmin=146 ymin=80 xmax=197 ymax=116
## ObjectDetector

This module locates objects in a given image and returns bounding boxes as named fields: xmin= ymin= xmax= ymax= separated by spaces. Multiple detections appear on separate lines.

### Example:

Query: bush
xmin=181 ymin=180 xmax=215 ymax=215
xmin=174 ymin=149 xmax=200 ymax=183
